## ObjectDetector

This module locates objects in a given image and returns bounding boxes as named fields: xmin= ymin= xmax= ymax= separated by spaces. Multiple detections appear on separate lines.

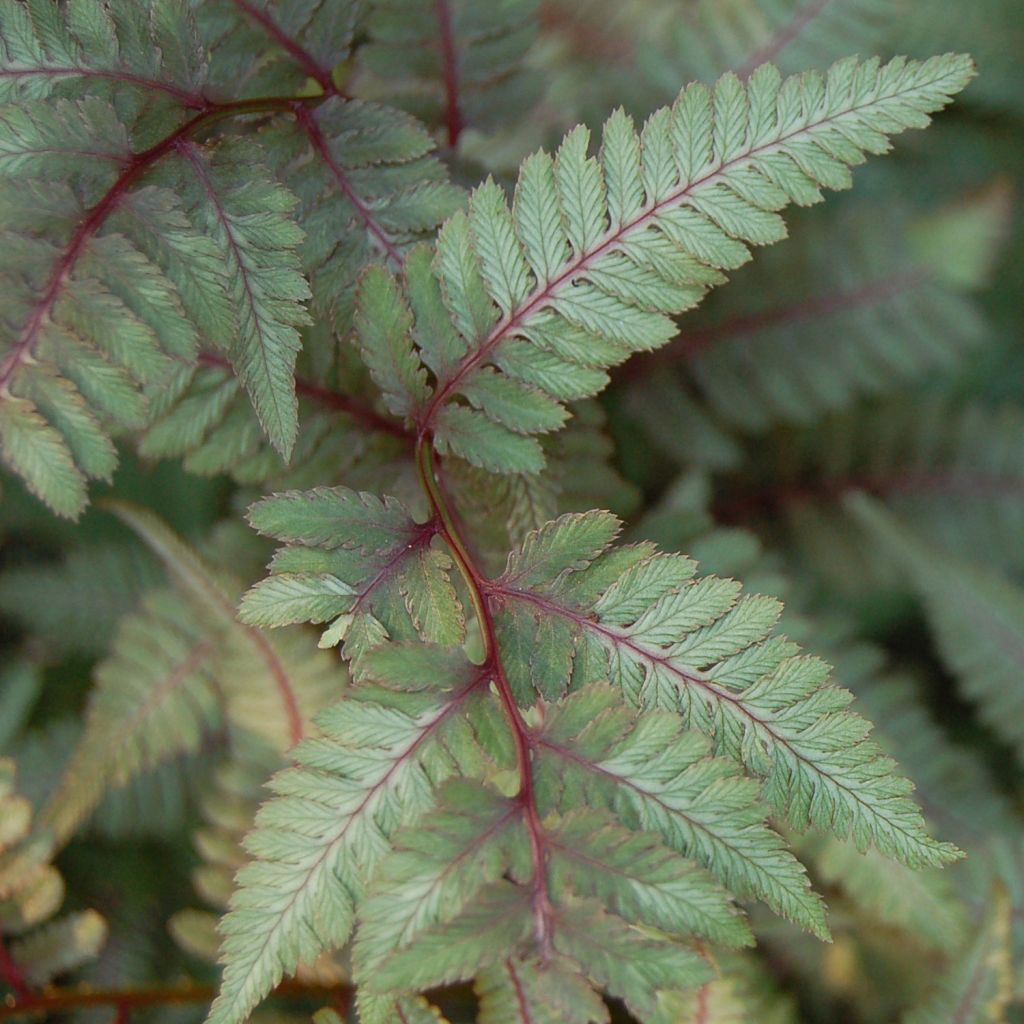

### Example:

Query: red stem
xmin=230 ymin=0 xmax=337 ymax=95
xmin=292 ymin=105 xmax=405 ymax=267
xmin=415 ymin=440 xmax=553 ymax=954
xmin=434 ymin=0 xmax=464 ymax=148
xmin=0 ymin=938 xmax=29 ymax=1003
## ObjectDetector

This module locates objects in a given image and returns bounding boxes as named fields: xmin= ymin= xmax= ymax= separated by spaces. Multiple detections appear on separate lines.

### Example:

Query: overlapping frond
xmin=191 ymin=0 xmax=358 ymax=97
xmin=241 ymin=485 xmax=466 ymax=664
xmin=0 ymin=540 xmax=161 ymax=657
xmin=902 ymin=889 xmax=1012 ymax=1024
xmin=720 ymin=397 xmax=1024 ymax=589
xmin=37 ymin=504 xmax=339 ymax=846
xmin=0 ymin=0 xmax=463 ymax=516
xmin=0 ymin=0 xmax=206 ymax=105
xmin=641 ymin=0 xmax=898 ymax=85
xmin=206 ymin=673 xmax=495 ymax=1024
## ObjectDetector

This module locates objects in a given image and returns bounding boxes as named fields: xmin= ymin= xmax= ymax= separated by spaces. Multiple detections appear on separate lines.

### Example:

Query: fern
xmin=0 ymin=2 xmax=1007 ymax=1022
xmin=715 ymin=396 xmax=1024 ymax=591
xmin=641 ymin=0 xmax=899 ymax=85
xmin=902 ymin=887 xmax=1013 ymax=1024
xmin=0 ymin=0 xmax=458 ymax=516
xmin=39 ymin=503 xmax=339 ymax=845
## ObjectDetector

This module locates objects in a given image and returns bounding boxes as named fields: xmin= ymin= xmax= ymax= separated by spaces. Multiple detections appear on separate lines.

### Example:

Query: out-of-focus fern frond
xmin=359 ymin=0 xmax=542 ymax=145
xmin=0 ymin=760 xmax=106 ymax=987
xmin=625 ymin=187 xmax=1006 ymax=434
xmin=38 ymin=504 xmax=342 ymax=846
xmin=716 ymin=397 xmax=1024 ymax=593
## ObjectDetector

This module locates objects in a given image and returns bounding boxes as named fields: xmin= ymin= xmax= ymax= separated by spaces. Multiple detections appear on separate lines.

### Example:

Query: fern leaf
xmin=497 ymin=511 xmax=959 ymax=869
xmin=546 ymin=809 xmax=754 ymax=948
xmin=205 ymin=676 xmax=493 ymax=1024
xmin=194 ymin=0 xmax=358 ymax=97
xmin=242 ymin=486 xmax=465 ymax=660
xmin=262 ymin=98 xmax=464 ymax=331
xmin=0 ymin=540 xmax=162 ymax=658
xmin=8 ymin=909 xmax=107 ymax=986
xmin=357 ymin=993 xmax=452 ymax=1024
xmin=37 ymin=589 xmax=220 ymax=845
xmin=728 ymin=397 xmax=1024 ymax=589
xmin=803 ymin=834 xmax=966 ymax=953
xmin=850 ymin=495 xmax=1024 ymax=765
xmin=171 ymin=141 xmax=310 ymax=457
xmin=36 ymin=504 xmax=341 ymax=846
xmin=361 ymin=54 xmax=973 ymax=473
xmin=352 ymin=779 xmax=522 ymax=985
xmin=546 ymin=898 xmax=711 ymax=1020
xmin=902 ymin=888 xmax=1012 ymax=1024
xmin=0 ymin=761 xmax=104 ymax=984
xmin=365 ymin=880 xmax=534 ymax=994
xmin=535 ymin=684 xmax=827 ymax=936
xmin=630 ymin=191 xmax=1002 ymax=433
xmin=642 ymin=0 xmax=899 ymax=85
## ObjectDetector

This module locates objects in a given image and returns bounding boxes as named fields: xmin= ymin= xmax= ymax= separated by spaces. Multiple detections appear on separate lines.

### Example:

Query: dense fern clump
xmin=2 ymin=1 xmax=1023 ymax=1022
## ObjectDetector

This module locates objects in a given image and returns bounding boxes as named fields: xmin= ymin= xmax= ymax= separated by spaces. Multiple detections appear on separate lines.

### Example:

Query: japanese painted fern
xmin=0 ymin=1 xmax=993 ymax=1021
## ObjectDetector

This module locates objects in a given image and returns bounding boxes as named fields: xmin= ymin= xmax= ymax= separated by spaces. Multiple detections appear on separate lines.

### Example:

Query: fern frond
xmin=0 ymin=0 xmax=205 ymax=105
xmin=641 ymin=0 xmax=898 ymax=85
xmin=353 ymin=54 xmax=974 ymax=474
xmin=205 ymin=673 xmax=495 ymax=1024
xmin=38 ymin=505 xmax=339 ymax=845
xmin=803 ymin=833 xmax=967 ymax=953
xmin=261 ymin=100 xmax=465 ymax=328
xmin=534 ymin=684 xmax=827 ymax=936
xmin=493 ymin=510 xmax=959 ymax=868
xmin=165 ymin=139 xmax=311 ymax=456
xmin=192 ymin=0 xmax=357 ymax=97
xmin=719 ymin=397 xmax=1024 ymax=588
xmin=0 ymin=760 xmax=105 ymax=988
xmin=0 ymin=0 xmax=461 ymax=515
xmin=0 ymin=540 xmax=161 ymax=658
xmin=359 ymin=0 xmax=542 ymax=146
xmin=902 ymin=887 xmax=1012 ymax=1024
xmin=851 ymin=495 xmax=1024 ymax=767
xmin=242 ymin=486 xmax=466 ymax=663
xmin=475 ymin=956 xmax=610 ymax=1024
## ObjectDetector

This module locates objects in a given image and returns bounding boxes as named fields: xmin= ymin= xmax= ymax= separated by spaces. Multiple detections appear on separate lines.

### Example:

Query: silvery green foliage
xmin=0 ymin=2 xmax=987 ymax=1020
